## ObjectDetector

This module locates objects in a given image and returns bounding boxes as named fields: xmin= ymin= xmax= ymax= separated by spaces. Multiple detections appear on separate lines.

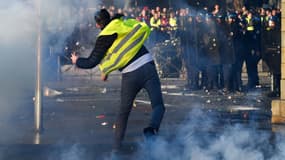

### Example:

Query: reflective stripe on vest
xmin=102 ymin=32 xmax=146 ymax=73
xmin=98 ymin=18 xmax=150 ymax=74
xmin=112 ymin=24 xmax=142 ymax=54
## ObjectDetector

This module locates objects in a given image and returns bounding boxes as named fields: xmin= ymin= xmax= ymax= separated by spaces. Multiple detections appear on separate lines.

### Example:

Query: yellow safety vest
xmin=98 ymin=18 xmax=151 ymax=75
xmin=150 ymin=17 xmax=161 ymax=30
xmin=246 ymin=17 xmax=254 ymax=31
xmin=169 ymin=17 xmax=177 ymax=30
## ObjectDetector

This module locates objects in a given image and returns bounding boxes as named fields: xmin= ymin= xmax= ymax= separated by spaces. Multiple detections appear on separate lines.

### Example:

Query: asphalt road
xmin=0 ymin=73 xmax=284 ymax=160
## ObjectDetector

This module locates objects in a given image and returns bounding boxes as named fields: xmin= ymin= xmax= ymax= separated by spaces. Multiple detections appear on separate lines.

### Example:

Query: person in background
xmin=219 ymin=14 xmax=236 ymax=94
xmin=262 ymin=18 xmax=281 ymax=97
xmin=203 ymin=15 xmax=221 ymax=92
xmin=150 ymin=12 xmax=161 ymax=44
xmin=244 ymin=11 xmax=261 ymax=90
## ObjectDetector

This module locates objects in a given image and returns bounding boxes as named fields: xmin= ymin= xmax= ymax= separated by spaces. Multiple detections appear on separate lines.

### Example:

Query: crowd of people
xmin=131 ymin=4 xmax=281 ymax=96
xmin=45 ymin=3 xmax=281 ymax=97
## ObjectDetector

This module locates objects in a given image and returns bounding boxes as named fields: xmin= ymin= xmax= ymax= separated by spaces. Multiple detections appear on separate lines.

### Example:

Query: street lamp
xmin=34 ymin=0 xmax=43 ymax=134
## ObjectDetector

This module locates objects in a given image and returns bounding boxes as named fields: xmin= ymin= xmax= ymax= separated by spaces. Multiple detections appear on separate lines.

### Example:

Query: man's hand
xmin=71 ymin=52 xmax=78 ymax=65
xmin=101 ymin=73 xmax=108 ymax=81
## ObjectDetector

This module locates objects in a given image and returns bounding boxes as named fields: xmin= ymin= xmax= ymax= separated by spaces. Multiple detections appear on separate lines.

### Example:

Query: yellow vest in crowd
xmin=98 ymin=18 xmax=151 ymax=75
xmin=169 ymin=17 xmax=177 ymax=30
xmin=150 ymin=17 xmax=161 ymax=30
xmin=246 ymin=17 xmax=255 ymax=31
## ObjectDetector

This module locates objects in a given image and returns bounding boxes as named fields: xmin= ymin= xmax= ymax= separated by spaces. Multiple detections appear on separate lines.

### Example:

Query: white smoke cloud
xmin=0 ymin=0 xmax=102 ymax=97
xmin=0 ymin=0 xmax=101 ymax=145
xmin=0 ymin=1 xmax=37 ymax=101
xmin=128 ymin=108 xmax=285 ymax=160
xmin=0 ymin=1 xmax=36 ymax=47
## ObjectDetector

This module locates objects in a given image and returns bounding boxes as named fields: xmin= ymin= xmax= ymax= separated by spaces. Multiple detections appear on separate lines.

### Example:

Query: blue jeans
xmin=114 ymin=61 xmax=165 ymax=148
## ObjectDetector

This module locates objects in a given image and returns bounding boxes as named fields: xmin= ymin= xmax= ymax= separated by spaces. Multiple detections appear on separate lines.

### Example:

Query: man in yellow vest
xmin=71 ymin=9 xmax=165 ymax=151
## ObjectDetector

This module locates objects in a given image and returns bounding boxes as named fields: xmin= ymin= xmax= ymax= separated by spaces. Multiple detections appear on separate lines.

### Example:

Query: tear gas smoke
xmin=0 ymin=0 xmax=100 ymax=98
xmin=0 ymin=1 xmax=37 ymax=99
xmin=0 ymin=0 xmax=100 ymax=143
xmin=130 ymin=108 xmax=285 ymax=160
